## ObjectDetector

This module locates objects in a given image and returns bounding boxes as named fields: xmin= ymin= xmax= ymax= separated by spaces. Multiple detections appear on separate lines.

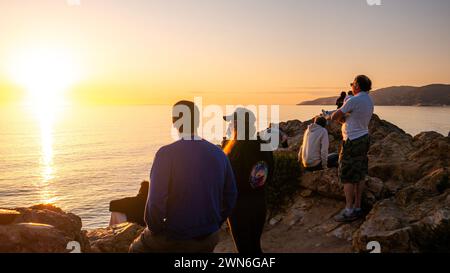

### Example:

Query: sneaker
xmin=334 ymin=209 xmax=358 ymax=223
xmin=352 ymin=209 xmax=364 ymax=219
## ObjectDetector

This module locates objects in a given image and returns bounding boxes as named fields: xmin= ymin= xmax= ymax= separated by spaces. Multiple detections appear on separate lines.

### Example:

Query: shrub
xmin=266 ymin=151 xmax=302 ymax=218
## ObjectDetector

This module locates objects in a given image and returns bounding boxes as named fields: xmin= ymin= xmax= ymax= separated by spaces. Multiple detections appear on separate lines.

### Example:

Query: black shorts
xmin=338 ymin=134 xmax=370 ymax=184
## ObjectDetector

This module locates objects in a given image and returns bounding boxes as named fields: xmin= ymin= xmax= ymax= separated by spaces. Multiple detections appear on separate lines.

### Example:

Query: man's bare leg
xmin=343 ymin=183 xmax=355 ymax=209
xmin=354 ymin=181 xmax=364 ymax=209
xmin=334 ymin=183 xmax=357 ymax=222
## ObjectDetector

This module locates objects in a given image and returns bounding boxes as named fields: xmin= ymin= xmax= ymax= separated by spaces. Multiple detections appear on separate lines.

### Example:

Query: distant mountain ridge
xmin=298 ymin=84 xmax=450 ymax=106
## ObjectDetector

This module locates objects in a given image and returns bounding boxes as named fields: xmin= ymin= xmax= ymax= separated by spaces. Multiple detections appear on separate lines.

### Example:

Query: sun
xmin=9 ymin=46 xmax=81 ymax=107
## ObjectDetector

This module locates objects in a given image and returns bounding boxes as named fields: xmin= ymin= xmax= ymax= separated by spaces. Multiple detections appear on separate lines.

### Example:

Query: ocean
xmin=1 ymin=104 xmax=449 ymax=229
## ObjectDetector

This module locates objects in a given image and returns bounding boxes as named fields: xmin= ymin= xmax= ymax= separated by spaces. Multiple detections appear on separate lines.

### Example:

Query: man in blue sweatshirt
xmin=129 ymin=100 xmax=238 ymax=253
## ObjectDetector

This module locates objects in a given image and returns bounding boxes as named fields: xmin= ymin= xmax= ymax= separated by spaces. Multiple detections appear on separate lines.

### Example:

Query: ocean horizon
xmin=1 ymin=104 xmax=449 ymax=229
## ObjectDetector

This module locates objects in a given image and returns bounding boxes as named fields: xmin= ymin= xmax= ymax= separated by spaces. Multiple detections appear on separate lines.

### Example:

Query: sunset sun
xmin=9 ymin=46 xmax=81 ymax=107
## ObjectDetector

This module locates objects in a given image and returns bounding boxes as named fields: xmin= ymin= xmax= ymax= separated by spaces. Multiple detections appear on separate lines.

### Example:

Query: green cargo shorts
xmin=339 ymin=134 xmax=370 ymax=184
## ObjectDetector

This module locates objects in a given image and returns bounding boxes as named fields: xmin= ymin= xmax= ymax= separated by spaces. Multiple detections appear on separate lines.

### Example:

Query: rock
xmin=299 ymin=169 xmax=385 ymax=207
xmin=86 ymin=222 xmax=144 ymax=253
xmin=368 ymin=128 xmax=449 ymax=191
xmin=287 ymin=133 xmax=303 ymax=152
xmin=269 ymin=216 xmax=283 ymax=226
xmin=0 ymin=223 xmax=71 ymax=253
xmin=13 ymin=204 xmax=82 ymax=240
xmin=0 ymin=204 xmax=90 ymax=253
xmin=328 ymin=222 xmax=363 ymax=242
xmin=300 ymin=189 xmax=313 ymax=198
xmin=279 ymin=120 xmax=303 ymax=137
xmin=409 ymin=132 xmax=450 ymax=178
xmin=0 ymin=209 xmax=21 ymax=225
xmin=353 ymin=168 xmax=450 ymax=253
xmin=300 ymin=169 xmax=343 ymax=200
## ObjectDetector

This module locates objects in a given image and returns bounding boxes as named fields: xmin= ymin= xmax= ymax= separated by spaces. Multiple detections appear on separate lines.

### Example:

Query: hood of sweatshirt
xmin=307 ymin=123 xmax=323 ymax=133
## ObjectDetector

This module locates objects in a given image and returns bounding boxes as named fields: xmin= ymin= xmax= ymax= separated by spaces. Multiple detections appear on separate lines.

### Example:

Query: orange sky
xmin=1 ymin=0 xmax=450 ymax=105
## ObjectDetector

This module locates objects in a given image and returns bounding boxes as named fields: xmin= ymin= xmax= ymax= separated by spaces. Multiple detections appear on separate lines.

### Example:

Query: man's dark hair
xmin=172 ymin=100 xmax=200 ymax=134
xmin=348 ymin=91 xmax=354 ymax=96
xmin=314 ymin=116 xmax=327 ymax=128
xmin=355 ymin=75 xmax=372 ymax=92
xmin=340 ymin=91 xmax=346 ymax=97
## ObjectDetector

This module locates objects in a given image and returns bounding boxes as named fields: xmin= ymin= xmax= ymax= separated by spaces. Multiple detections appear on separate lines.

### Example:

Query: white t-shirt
xmin=340 ymin=91 xmax=374 ymax=141
xmin=344 ymin=95 xmax=353 ymax=103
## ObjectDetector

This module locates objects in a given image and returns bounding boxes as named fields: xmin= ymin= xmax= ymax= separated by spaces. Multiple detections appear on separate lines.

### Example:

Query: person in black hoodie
xmin=222 ymin=108 xmax=274 ymax=254
xmin=109 ymin=181 xmax=149 ymax=226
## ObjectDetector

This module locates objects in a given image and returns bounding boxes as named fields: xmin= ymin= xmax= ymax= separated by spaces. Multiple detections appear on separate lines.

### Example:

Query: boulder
xmin=86 ymin=222 xmax=144 ymax=253
xmin=409 ymin=132 xmax=450 ymax=178
xmin=0 ymin=209 xmax=21 ymax=225
xmin=279 ymin=119 xmax=304 ymax=137
xmin=353 ymin=168 xmax=450 ymax=253
xmin=300 ymin=169 xmax=343 ymax=200
xmin=299 ymin=168 xmax=385 ymax=207
xmin=13 ymin=204 xmax=82 ymax=240
xmin=0 ymin=223 xmax=71 ymax=253
xmin=368 ymin=115 xmax=408 ymax=144
xmin=0 ymin=204 xmax=90 ymax=253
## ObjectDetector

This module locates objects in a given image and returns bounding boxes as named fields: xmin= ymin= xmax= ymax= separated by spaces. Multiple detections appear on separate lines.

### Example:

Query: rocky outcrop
xmin=86 ymin=222 xmax=144 ymax=253
xmin=273 ymin=115 xmax=450 ymax=253
xmin=0 ymin=204 xmax=90 ymax=253
xmin=353 ymin=168 xmax=450 ymax=252
xmin=0 ymin=223 xmax=72 ymax=253
xmin=300 ymin=169 xmax=385 ymax=207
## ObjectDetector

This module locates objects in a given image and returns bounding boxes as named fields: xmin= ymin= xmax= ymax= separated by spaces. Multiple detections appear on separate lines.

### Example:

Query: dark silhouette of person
xmin=222 ymin=108 xmax=274 ymax=254
xmin=109 ymin=181 xmax=149 ymax=226
xmin=336 ymin=91 xmax=347 ymax=109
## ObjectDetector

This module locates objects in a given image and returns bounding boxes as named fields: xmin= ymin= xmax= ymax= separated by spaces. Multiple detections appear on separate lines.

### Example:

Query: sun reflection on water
xmin=29 ymin=96 xmax=63 ymax=205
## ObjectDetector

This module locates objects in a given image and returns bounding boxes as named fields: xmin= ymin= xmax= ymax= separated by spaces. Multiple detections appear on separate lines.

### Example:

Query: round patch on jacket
xmin=249 ymin=161 xmax=269 ymax=189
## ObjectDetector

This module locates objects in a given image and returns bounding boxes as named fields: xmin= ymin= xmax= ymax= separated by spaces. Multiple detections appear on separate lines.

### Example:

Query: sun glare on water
xmin=9 ymin=46 xmax=82 ymax=205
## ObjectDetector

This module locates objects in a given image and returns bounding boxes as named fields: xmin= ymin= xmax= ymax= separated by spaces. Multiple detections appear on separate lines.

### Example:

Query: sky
xmin=0 ymin=0 xmax=449 ymax=105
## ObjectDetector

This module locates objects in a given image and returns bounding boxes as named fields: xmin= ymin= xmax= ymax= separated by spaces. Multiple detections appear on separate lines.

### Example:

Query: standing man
xmin=129 ymin=100 xmax=238 ymax=253
xmin=331 ymin=75 xmax=374 ymax=222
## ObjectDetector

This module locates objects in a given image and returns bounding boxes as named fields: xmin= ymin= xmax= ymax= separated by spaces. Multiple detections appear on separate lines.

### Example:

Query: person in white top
xmin=299 ymin=116 xmax=329 ymax=171
xmin=331 ymin=75 xmax=374 ymax=223
xmin=298 ymin=116 xmax=339 ymax=172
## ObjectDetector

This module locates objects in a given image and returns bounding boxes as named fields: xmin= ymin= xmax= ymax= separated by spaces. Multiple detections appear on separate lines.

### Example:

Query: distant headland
xmin=298 ymin=84 xmax=450 ymax=106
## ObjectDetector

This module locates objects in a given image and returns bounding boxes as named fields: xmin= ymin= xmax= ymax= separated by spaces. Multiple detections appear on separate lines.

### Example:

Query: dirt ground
xmin=214 ymin=193 xmax=363 ymax=253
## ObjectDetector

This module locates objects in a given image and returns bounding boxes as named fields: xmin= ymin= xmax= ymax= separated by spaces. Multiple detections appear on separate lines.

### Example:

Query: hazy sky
xmin=1 ymin=0 xmax=449 ymax=105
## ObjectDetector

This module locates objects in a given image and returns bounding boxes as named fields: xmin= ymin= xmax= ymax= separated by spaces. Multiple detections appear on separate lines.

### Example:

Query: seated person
xmin=298 ymin=116 xmax=338 ymax=172
xmin=109 ymin=181 xmax=149 ymax=226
